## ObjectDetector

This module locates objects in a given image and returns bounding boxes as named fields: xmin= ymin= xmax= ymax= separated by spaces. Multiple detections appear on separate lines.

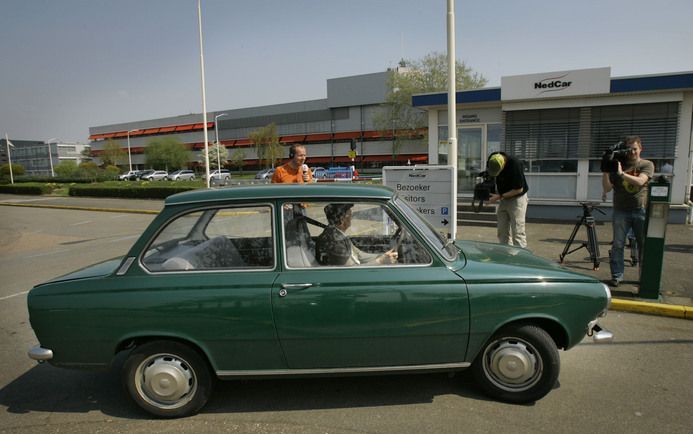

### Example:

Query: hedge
xmin=69 ymin=184 xmax=197 ymax=199
xmin=9 ymin=176 xmax=109 ymax=184
xmin=0 ymin=183 xmax=55 ymax=195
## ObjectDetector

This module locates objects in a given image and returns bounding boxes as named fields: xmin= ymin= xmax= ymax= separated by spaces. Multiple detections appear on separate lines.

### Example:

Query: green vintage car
xmin=27 ymin=184 xmax=612 ymax=418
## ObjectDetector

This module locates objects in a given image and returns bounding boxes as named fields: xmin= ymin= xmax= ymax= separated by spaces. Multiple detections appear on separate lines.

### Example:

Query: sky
xmin=1 ymin=0 xmax=692 ymax=144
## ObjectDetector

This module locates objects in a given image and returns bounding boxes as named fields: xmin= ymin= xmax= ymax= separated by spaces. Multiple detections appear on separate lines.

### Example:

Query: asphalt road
xmin=1 ymin=206 xmax=692 ymax=434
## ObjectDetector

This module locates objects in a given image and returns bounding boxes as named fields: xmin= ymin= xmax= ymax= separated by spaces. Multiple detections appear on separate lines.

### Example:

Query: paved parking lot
xmin=0 ymin=196 xmax=692 ymax=433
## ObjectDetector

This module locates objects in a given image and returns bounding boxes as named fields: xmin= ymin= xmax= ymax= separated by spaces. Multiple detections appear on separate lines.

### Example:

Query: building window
xmin=503 ymin=108 xmax=580 ymax=173
xmin=588 ymin=102 xmax=679 ymax=172
xmin=487 ymin=123 xmax=502 ymax=155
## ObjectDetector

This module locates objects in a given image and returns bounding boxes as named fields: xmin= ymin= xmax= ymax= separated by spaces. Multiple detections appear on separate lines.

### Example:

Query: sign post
xmin=383 ymin=166 xmax=455 ymax=240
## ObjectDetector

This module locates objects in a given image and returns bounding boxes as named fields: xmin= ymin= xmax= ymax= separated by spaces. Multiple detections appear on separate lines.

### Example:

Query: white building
xmin=413 ymin=67 xmax=693 ymax=223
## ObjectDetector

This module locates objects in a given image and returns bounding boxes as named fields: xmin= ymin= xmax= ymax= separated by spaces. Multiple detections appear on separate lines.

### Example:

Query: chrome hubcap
xmin=483 ymin=337 xmax=542 ymax=392
xmin=136 ymin=353 xmax=196 ymax=409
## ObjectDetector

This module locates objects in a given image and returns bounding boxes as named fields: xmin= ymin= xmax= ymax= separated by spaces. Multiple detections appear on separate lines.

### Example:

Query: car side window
xmin=282 ymin=201 xmax=431 ymax=268
xmin=142 ymin=205 xmax=274 ymax=272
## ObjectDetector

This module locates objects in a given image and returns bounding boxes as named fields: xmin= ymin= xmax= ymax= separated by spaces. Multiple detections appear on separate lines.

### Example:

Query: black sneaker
xmin=610 ymin=278 xmax=621 ymax=287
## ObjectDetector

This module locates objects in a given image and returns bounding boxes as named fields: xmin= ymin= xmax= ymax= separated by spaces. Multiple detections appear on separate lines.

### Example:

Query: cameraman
xmin=601 ymin=136 xmax=654 ymax=287
xmin=487 ymin=152 xmax=529 ymax=248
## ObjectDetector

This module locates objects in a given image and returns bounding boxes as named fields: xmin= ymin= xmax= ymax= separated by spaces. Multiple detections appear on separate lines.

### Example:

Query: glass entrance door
xmin=457 ymin=126 xmax=483 ymax=193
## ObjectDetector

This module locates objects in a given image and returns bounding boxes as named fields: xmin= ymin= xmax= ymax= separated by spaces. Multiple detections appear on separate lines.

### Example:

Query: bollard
xmin=639 ymin=176 xmax=671 ymax=299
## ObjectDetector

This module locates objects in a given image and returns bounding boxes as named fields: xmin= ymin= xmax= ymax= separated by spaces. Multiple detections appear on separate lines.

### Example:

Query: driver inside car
xmin=315 ymin=203 xmax=398 ymax=266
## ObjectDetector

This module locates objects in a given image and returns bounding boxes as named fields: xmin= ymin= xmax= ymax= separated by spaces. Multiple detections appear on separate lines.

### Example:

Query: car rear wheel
xmin=471 ymin=324 xmax=559 ymax=404
xmin=123 ymin=340 xmax=213 ymax=418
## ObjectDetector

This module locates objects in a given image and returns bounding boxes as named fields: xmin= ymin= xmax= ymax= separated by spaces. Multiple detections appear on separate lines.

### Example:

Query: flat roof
xmin=412 ymin=71 xmax=693 ymax=107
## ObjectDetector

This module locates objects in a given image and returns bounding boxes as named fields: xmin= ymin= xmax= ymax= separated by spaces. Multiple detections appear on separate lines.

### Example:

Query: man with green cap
xmin=486 ymin=152 xmax=529 ymax=248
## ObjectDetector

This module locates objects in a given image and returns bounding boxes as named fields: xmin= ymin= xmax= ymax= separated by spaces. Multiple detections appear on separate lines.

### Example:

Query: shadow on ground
xmin=0 ymin=363 xmax=497 ymax=418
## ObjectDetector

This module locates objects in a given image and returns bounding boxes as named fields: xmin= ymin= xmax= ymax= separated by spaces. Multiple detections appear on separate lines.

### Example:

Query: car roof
xmin=165 ymin=184 xmax=395 ymax=206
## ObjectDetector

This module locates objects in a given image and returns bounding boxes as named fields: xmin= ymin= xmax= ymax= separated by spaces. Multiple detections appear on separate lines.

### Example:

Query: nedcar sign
xmin=502 ymin=67 xmax=610 ymax=100
xmin=382 ymin=165 xmax=455 ymax=239
xmin=534 ymin=76 xmax=572 ymax=92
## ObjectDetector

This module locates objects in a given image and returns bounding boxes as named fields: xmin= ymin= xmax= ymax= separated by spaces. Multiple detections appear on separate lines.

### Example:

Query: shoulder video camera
xmin=600 ymin=140 xmax=634 ymax=172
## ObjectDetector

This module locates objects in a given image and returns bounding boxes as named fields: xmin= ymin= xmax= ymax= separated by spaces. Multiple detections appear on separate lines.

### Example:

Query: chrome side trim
xmin=116 ymin=257 xmax=135 ymax=275
xmin=216 ymin=362 xmax=471 ymax=377
xmin=28 ymin=345 xmax=53 ymax=362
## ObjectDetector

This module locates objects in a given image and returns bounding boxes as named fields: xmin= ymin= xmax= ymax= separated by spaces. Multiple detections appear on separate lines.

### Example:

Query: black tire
xmin=123 ymin=340 xmax=213 ymax=418
xmin=471 ymin=324 xmax=559 ymax=404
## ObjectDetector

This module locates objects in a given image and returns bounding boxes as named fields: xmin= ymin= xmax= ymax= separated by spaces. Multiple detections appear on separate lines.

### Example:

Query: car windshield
xmin=393 ymin=196 xmax=457 ymax=261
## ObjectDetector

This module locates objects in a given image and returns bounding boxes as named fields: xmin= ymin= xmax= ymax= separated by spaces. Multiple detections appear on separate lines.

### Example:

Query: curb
xmin=0 ymin=202 xmax=160 ymax=215
xmin=610 ymin=298 xmax=692 ymax=320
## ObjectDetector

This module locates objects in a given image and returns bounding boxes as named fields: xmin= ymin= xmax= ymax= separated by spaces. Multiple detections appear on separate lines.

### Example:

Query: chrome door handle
xmin=280 ymin=283 xmax=313 ymax=290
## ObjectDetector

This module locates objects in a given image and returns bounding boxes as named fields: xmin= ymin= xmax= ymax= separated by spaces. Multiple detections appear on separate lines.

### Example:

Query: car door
xmin=271 ymin=200 xmax=470 ymax=370
xmin=138 ymin=203 xmax=286 ymax=372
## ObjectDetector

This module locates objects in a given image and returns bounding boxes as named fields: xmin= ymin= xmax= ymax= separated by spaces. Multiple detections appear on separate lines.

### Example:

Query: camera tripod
xmin=559 ymin=202 xmax=605 ymax=270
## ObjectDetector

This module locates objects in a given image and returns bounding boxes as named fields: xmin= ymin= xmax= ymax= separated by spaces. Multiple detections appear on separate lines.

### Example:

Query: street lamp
xmin=126 ymin=129 xmax=140 ymax=172
xmin=214 ymin=113 xmax=227 ymax=171
xmin=46 ymin=138 xmax=58 ymax=177
xmin=4 ymin=133 xmax=14 ymax=184
xmin=197 ymin=0 xmax=211 ymax=188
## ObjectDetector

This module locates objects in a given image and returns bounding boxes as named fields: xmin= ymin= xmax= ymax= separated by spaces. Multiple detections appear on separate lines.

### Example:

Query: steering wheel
xmin=390 ymin=227 xmax=404 ymax=250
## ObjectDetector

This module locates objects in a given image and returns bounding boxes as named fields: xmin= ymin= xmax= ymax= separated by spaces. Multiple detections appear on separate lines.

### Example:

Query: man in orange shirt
xmin=271 ymin=144 xmax=313 ymax=184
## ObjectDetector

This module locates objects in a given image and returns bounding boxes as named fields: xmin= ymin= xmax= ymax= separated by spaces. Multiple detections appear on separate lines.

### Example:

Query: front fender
xmin=465 ymin=281 xmax=608 ymax=361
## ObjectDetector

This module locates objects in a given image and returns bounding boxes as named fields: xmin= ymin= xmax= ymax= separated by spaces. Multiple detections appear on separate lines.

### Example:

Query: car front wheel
xmin=471 ymin=324 xmax=559 ymax=404
xmin=123 ymin=340 xmax=213 ymax=418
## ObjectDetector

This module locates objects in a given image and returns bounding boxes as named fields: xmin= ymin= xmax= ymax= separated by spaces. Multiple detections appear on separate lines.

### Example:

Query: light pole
xmin=446 ymin=0 xmax=458 ymax=240
xmin=46 ymin=138 xmax=58 ymax=177
xmin=214 ymin=113 xmax=227 ymax=171
xmin=126 ymin=129 xmax=140 ymax=172
xmin=4 ymin=133 xmax=14 ymax=184
xmin=197 ymin=0 xmax=211 ymax=188
xmin=391 ymin=87 xmax=399 ymax=160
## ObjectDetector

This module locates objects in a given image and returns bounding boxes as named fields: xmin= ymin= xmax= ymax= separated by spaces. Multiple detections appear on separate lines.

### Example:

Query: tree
xmin=249 ymin=123 xmax=282 ymax=168
xmin=54 ymin=160 xmax=80 ymax=177
xmin=229 ymin=148 xmax=246 ymax=173
xmin=374 ymin=53 xmax=488 ymax=153
xmin=80 ymin=145 xmax=93 ymax=162
xmin=144 ymin=137 xmax=191 ymax=171
xmin=101 ymin=139 xmax=126 ymax=166
xmin=1 ymin=163 xmax=25 ymax=176
xmin=79 ymin=161 xmax=99 ymax=180
xmin=199 ymin=141 xmax=228 ymax=170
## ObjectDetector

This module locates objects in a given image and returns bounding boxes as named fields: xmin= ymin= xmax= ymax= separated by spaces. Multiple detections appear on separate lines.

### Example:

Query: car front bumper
xmin=587 ymin=320 xmax=614 ymax=343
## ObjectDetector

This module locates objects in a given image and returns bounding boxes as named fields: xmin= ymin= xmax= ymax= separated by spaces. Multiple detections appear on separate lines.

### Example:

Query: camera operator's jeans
xmin=610 ymin=208 xmax=646 ymax=281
